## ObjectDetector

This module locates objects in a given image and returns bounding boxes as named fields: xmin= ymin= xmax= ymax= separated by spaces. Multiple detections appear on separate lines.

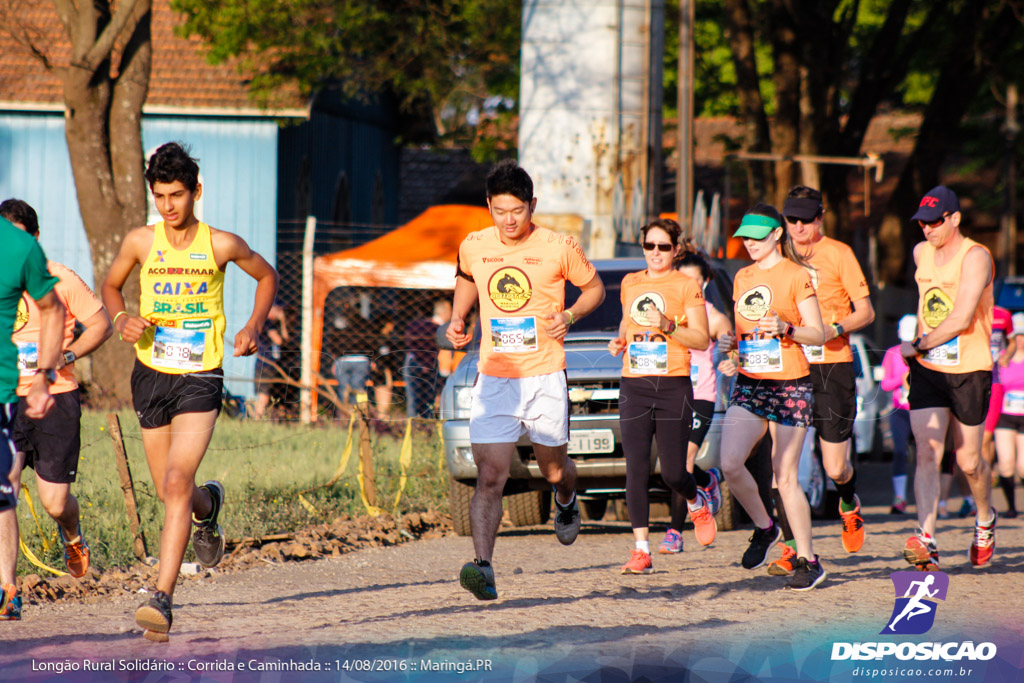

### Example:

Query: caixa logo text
xmin=831 ymin=642 xmax=996 ymax=662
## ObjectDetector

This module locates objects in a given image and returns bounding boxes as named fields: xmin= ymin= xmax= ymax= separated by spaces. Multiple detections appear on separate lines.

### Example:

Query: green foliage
xmin=15 ymin=411 xmax=448 ymax=575
xmin=171 ymin=0 xmax=521 ymax=146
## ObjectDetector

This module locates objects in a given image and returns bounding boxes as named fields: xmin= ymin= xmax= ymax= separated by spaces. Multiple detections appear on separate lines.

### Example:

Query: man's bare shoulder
xmin=122 ymin=225 xmax=156 ymax=254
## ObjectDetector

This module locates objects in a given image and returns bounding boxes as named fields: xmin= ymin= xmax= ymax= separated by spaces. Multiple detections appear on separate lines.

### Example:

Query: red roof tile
xmin=0 ymin=0 xmax=306 ymax=115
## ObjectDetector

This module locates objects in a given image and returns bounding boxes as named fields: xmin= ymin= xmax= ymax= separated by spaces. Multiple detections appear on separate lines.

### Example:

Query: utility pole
xmin=676 ymin=0 xmax=694 ymax=234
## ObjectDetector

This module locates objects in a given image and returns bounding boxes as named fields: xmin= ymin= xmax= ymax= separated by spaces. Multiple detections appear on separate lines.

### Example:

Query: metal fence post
xmin=301 ymin=215 xmax=316 ymax=423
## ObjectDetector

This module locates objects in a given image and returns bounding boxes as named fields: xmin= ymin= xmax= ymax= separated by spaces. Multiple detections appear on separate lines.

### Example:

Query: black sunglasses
xmin=784 ymin=214 xmax=821 ymax=225
xmin=642 ymin=242 xmax=673 ymax=252
xmin=918 ymin=214 xmax=948 ymax=229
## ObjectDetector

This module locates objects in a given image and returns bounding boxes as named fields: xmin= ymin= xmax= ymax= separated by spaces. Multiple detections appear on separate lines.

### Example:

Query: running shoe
xmin=690 ymin=491 xmax=717 ymax=546
xmin=58 ymin=524 xmax=90 ymax=579
xmin=903 ymin=530 xmax=939 ymax=570
xmin=839 ymin=494 xmax=865 ymax=553
xmin=658 ymin=529 xmax=683 ymax=554
xmin=621 ymin=549 xmax=653 ymax=574
xmin=459 ymin=560 xmax=497 ymax=600
xmin=969 ymin=508 xmax=997 ymax=568
xmin=553 ymin=494 xmax=581 ymax=546
xmin=701 ymin=468 xmax=724 ymax=516
xmin=741 ymin=520 xmax=780 ymax=569
xmin=957 ymin=498 xmax=977 ymax=519
xmin=1004 ymin=509 xmax=1018 ymax=519
xmin=0 ymin=583 xmax=20 ymax=621
xmin=937 ymin=504 xmax=950 ymax=520
xmin=890 ymin=497 xmax=907 ymax=515
xmin=135 ymin=590 xmax=173 ymax=634
xmin=192 ymin=480 xmax=225 ymax=568
xmin=767 ymin=540 xmax=798 ymax=576
xmin=786 ymin=555 xmax=827 ymax=591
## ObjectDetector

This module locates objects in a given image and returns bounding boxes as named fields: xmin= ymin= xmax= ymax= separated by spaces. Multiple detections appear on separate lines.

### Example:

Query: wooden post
xmin=358 ymin=405 xmax=376 ymax=507
xmin=107 ymin=414 xmax=148 ymax=561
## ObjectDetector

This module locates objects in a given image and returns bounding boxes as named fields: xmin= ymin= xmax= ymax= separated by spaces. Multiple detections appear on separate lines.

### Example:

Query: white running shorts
xmin=468 ymin=371 xmax=569 ymax=447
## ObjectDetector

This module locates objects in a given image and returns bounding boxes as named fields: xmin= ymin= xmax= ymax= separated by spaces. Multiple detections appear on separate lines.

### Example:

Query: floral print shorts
xmin=730 ymin=374 xmax=814 ymax=428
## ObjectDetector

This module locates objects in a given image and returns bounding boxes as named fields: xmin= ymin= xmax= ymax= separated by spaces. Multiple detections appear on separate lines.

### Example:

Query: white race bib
xmin=16 ymin=341 xmax=37 ymax=377
xmin=490 ymin=317 xmax=538 ymax=353
xmin=1004 ymin=390 xmax=1024 ymax=415
xmin=628 ymin=341 xmax=668 ymax=375
xmin=923 ymin=337 xmax=960 ymax=367
xmin=151 ymin=326 xmax=206 ymax=371
xmin=802 ymin=344 xmax=825 ymax=363
xmin=739 ymin=337 xmax=783 ymax=373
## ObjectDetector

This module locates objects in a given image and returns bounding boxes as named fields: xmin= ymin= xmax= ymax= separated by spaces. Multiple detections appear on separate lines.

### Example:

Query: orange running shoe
xmin=621 ymin=549 xmax=652 ymax=574
xmin=690 ymin=494 xmax=717 ymax=546
xmin=59 ymin=525 xmax=90 ymax=579
xmin=904 ymin=529 xmax=939 ymax=570
xmin=767 ymin=541 xmax=797 ymax=576
xmin=839 ymin=495 xmax=865 ymax=553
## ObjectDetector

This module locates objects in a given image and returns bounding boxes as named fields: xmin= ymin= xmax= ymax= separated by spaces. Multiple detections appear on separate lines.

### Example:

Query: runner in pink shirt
xmin=881 ymin=315 xmax=917 ymax=513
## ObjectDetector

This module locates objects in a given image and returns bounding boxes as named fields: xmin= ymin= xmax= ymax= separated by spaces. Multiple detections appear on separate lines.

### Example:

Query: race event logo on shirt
xmin=803 ymin=265 xmax=820 ymax=290
xmin=14 ymin=295 xmax=29 ymax=332
xmin=488 ymin=267 xmax=532 ymax=312
xmin=921 ymin=288 xmax=953 ymax=328
xmin=881 ymin=571 xmax=948 ymax=635
xmin=629 ymin=292 xmax=667 ymax=326
xmin=736 ymin=286 xmax=772 ymax=321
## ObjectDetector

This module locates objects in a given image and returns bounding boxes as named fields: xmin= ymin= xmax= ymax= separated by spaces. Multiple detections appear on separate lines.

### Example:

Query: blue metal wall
xmin=0 ymin=111 xmax=279 ymax=398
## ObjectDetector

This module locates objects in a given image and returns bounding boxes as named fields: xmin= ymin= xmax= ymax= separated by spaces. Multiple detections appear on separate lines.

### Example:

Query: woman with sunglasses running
xmin=717 ymin=203 xmax=827 ymax=590
xmin=609 ymin=219 xmax=715 ymax=574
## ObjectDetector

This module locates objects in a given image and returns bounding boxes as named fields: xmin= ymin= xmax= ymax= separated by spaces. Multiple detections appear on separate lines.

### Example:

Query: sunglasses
xmin=918 ymin=214 xmax=948 ymax=229
xmin=784 ymin=215 xmax=820 ymax=225
xmin=642 ymin=242 xmax=673 ymax=252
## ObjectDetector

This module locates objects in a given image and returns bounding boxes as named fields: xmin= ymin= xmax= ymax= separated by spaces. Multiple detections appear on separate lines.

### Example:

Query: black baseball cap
xmin=911 ymin=185 xmax=960 ymax=222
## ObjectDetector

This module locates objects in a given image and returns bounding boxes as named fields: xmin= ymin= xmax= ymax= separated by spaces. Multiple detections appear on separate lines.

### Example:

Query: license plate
xmin=568 ymin=429 xmax=615 ymax=454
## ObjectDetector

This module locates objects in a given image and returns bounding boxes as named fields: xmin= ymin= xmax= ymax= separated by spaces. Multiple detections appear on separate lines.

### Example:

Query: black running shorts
xmin=808 ymin=361 xmax=856 ymax=443
xmin=688 ymin=399 xmax=715 ymax=448
xmin=131 ymin=359 xmax=223 ymax=429
xmin=907 ymin=358 xmax=991 ymax=427
xmin=996 ymin=412 xmax=1024 ymax=433
xmin=13 ymin=389 xmax=82 ymax=484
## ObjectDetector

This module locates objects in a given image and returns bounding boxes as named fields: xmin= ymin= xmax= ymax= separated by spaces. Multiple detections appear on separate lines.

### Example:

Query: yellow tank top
xmin=136 ymin=222 xmax=226 ymax=374
xmin=915 ymin=237 xmax=993 ymax=374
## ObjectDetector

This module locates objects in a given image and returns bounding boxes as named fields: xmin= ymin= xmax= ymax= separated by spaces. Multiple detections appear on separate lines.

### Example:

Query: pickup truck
xmin=439 ymin=257 xmax=769 ymax=535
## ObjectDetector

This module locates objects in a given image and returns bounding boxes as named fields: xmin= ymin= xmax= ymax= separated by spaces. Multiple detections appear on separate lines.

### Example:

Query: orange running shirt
xmin=620 ymin=269 xmax=704 ymax=378
xmin=458 ymin=225 xmax=596 ymax=378
xmin=733 ymin=258 xmax=816 ymax=380
xmin=801 ymin=236 xmax=870 ymax=364
xmin=12 ymin=261 xmax=104 ymax=396
xmin=915 ymin=237 xmax=993 ymax=374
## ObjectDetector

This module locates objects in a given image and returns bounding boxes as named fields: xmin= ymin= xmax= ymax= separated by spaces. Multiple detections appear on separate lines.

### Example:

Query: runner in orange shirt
xmin=447 ymin=160 xmax=605 ymax=600
xmin=900 ymin=185 xmax=996 ymax=569
xmin=717 ymin=203 xmax=827 ymax=590
xmin=764 ymin=186 xmax=875 ymax=576
xmin=608 ymin=219 xmax=714 ymax=574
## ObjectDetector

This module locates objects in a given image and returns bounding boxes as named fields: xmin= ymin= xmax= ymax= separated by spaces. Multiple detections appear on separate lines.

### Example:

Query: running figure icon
xmin=881 ymin=571 xmax=950 ymax=635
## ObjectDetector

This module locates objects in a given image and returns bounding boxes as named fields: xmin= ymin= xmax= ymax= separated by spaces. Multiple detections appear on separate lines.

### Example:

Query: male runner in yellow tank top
xmin=900 ymin=185 xmax=996 ymax=570
xmin=101 ymin=142 xmax=278 ymax=639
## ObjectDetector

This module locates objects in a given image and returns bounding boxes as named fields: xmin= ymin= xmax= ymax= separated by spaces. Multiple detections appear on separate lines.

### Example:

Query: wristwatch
xmin=664 ymin=319 xmax=677 ymax=335
xmin=912 ymin=335 xmax=926 ymax=353
xmin=62 ymin=349 xmax=76 ymax=366
xmin=783 ymin=323 xmax=796 ymax=337
xmin=831 ymin=322 xmax=845 ymax=338
xmin=38 ymin=368 xmax=57 ymax=385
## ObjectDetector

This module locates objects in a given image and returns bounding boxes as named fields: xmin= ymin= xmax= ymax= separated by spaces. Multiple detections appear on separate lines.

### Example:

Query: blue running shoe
xmin=459 ymin=560 xmax=497 ymax=600
xmin=0 ymin=583 xmax=20 ymax=620
xmin=702 ymin=468 xmax=723 ymax=516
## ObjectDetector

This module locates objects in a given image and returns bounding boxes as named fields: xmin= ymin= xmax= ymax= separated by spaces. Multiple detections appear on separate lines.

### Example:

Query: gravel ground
xmin=6 ymin=463 xmax=1024 ymax=683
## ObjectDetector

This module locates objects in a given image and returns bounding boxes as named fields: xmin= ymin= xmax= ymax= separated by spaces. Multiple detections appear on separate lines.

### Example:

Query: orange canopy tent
xmin=310 ymin=205 xmax=494 ymax=409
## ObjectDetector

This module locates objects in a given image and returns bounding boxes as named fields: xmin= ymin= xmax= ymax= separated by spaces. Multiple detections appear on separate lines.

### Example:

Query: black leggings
xmin=620 ymin=376 xmax=696 ymax=530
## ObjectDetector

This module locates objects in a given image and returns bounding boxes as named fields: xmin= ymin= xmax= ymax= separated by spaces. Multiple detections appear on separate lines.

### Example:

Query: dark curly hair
xmin=145 ymin=142 xmax=200 ymax=191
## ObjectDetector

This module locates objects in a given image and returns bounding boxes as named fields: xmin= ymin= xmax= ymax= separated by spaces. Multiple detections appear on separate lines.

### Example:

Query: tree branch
xmin=79 ymin=0 xmax=146 ymax=74
xmin=52 ymin=0 xmax=77 ymax=38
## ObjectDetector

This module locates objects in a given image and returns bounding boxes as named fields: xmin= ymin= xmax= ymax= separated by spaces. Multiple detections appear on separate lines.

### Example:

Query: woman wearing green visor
xmin=717 ymin=203 xmax=827 ymax=590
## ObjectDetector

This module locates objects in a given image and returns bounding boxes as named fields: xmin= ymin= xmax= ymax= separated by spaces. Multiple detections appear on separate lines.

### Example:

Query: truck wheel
xmin=448 ymin=478 xmax=474 ymax=536
xmin=581 ymin=498 xmax=607 ymax=521
xmin=715 ymin=480 xmax=738 ymax=531
xmin=507 ymin=490 xmax=552 ymax=527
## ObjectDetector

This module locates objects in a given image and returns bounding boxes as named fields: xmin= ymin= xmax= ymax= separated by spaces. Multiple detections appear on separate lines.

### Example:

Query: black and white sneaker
xmin=786 ymin=555 xmax=827 ymax=591
xmin=553 ymin=493 xmax=581 ymax=545
xmin=741 ymin=520 xmax=780 ymax=569
xmin=192 ymin=481 xmax=225 ymax=568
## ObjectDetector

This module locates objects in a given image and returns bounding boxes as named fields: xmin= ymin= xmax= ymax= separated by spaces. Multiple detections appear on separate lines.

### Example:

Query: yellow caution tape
xmin=18 ymin=485 xmax=65 ymax=576
xmin=357 ymin=454 xmax=383 ymax=517
xmin=391 ymin=420 xmax=414 ymax=513
xmin=297 ymin=493 xmax=321 ymax=517
xmin=436 ymin=420 xmax=445 ymax=472
xmin=320 ymin=411 xmax=357 ymax=489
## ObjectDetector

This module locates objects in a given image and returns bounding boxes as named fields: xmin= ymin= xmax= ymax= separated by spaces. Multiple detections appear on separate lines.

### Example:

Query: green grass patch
xmin=15 ymin=411 xmax=448 ymax=575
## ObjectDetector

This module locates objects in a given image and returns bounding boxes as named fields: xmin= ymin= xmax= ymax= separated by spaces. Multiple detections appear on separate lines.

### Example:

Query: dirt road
xmin=6 ymin=469 xmax=1024 ymax=683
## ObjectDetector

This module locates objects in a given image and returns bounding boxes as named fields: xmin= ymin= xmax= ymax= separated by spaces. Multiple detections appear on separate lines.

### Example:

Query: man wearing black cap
xmin=900 ymin=185 xmax=996 ymax=570
xmin=761 ymin=186 xmax=875 ymax=577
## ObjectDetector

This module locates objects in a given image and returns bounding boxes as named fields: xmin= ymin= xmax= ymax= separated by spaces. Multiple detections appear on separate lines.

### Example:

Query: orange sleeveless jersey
xmin=620 ymin=269 xmax=704 ymax=378
xmin=802 ymin=236 xmax=871 ymax=364
xmin=458 ymin=225 xmax=596 ymax=378
xmin=914 ymin=237 xmax=993 ymax=374
xmin=733 ymin=258 xmax=815 ymax=380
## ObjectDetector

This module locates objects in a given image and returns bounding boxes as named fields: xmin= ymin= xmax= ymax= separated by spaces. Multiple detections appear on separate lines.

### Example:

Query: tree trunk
xmin=768 ymin=0 xmax=800 ymax=207
xmin=59 ymin=0 xmax=152 ymax=405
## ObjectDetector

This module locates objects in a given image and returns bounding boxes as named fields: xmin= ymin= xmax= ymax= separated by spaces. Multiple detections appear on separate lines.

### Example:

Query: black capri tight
xmin=620 ymin=375 xmax=697 ymax=530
